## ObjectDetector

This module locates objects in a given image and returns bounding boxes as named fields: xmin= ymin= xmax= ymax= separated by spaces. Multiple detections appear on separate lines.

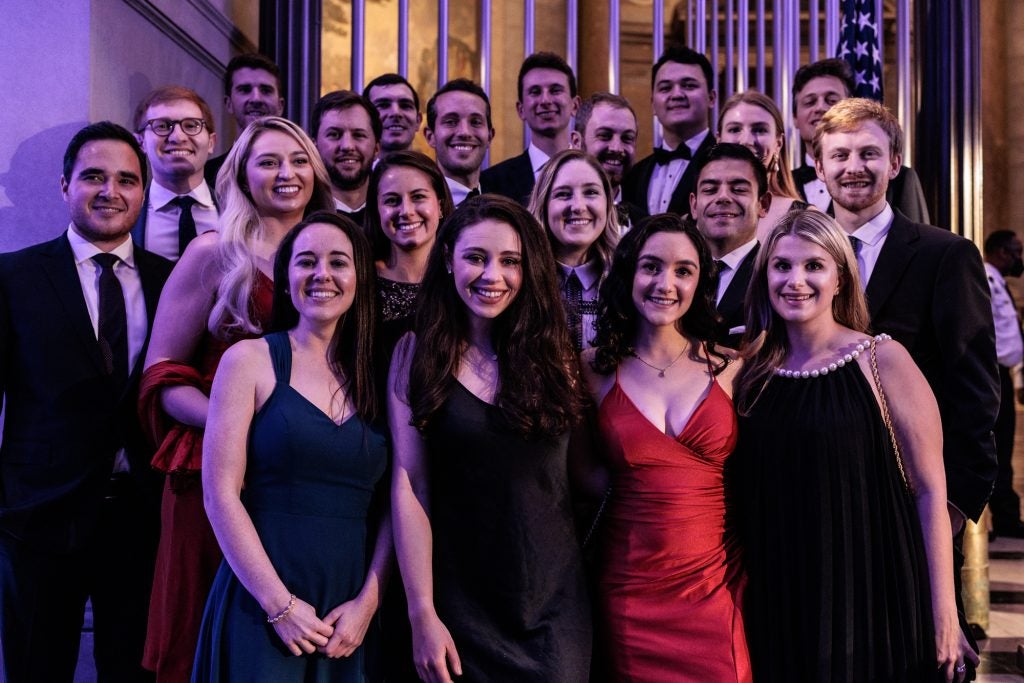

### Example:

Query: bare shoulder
xmin=170 ymin=232 xmax=222 ymax=293
xmin=717 ymin=356 xmax=743 ymax=398
xmin=218 ymin=337 xmax=272 ymax=382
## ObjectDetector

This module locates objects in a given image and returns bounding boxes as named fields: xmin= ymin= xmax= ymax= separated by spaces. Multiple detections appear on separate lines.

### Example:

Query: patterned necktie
xmin=172 ymin=195 xmax=198 ymax=257
xmin=93 ymin=253 xmax=128 ymax=389
xmin=564 ymin=270 xmax=584 ymax=351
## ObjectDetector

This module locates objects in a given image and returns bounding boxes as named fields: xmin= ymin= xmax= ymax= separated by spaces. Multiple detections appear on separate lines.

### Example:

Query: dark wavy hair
xmin=591 ymin=213 xmax=728 ymax=375
xmin=270 ymin=210 xmax=380 ymax=421
xmin=409 ymin=195 xmax=585 ymax=439
xmin=364 ymin=150 xmax=456 ymax=262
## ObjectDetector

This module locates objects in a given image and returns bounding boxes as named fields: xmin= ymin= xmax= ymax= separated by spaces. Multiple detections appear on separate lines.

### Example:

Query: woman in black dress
xmin=389 ymin=195 xmax=591 ymax=682
xmin=733 ymin=208 xmax=978 ymax=682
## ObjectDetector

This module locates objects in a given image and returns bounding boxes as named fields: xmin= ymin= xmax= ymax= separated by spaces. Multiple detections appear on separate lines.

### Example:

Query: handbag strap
xmin=869 ymin=337 xmax=912 ymax=493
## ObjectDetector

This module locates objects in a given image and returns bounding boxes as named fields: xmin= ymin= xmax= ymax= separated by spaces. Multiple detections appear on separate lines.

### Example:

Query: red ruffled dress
xmin=596 ymin=368 xmax=751 ymax=682
xmin=139 ymin=271 xmax=273 ymax=682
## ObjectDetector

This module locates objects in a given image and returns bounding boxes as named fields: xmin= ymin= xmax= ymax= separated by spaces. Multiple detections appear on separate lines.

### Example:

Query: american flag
xmin=836 ymin=0 xmax=884 ymax=101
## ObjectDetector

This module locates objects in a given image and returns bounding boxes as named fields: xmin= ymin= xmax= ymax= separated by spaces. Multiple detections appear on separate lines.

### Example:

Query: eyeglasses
xmin=140 ymin=118 xmax=207 ymax=136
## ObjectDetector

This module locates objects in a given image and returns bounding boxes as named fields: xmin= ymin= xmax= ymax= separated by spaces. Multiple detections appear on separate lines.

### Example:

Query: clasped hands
xmin=270 ymin=594 xmax=375 ymax=658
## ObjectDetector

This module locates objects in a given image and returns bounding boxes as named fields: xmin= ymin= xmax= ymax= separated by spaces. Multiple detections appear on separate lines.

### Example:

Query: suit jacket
xmin=479 ymin=150 xmax=535 ymax=206
xmin=0 ymin=234 xmax=173 ymax=552
xmin=621 ymin=133 xmax=717 ymax=221
xmin=716 ymin=242 xmax=759 ymax=348
xmin=203 ymin=152 xmax=228 ymax=191
xmin=866 ymin=210 xmax=999 ymax=521
xmin=131 ymin=183 xmax=219 ymax=260
xmin=793 ymin=164 xmax=931 ymax=225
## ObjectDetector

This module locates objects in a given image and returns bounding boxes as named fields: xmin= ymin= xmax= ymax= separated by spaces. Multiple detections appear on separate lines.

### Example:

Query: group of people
xmin=0 ymin=39 xmax=1014 ymax=683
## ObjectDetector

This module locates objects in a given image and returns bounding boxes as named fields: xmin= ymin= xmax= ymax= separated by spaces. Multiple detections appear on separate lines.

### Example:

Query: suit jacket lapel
xmin=718 ymin=242 xmax=759 ymax=327
xmin=130 ymin=188 xmax=149 ymax=249
xmin=865 ymin=210 xmax=917 ymax=319
xmin=41 ymin=235 xmax=109 ymax=376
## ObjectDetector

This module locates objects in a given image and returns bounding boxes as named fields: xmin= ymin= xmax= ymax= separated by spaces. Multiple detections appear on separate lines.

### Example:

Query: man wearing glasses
xmin=132 ymin=86 xmax=219 ymax=260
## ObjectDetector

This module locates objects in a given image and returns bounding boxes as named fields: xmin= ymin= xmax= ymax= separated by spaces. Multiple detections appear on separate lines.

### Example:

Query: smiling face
xmin=581 ymin=103 xmax=637 ymax=188
xmin=226 ymin=67 xmax=285 ymax=130
xmin=814 ymin=120 xmax=900 ymax=223
xmin=516 ymin=67 xmax=578 ymax=138
xmin=545 ymin=159 xmax=609 ymax=265
xmin=425 ymin=90 xmax=494 ymax=185
xmin=794 ymin=75 xmax=848 ymax=145
xmin=244 ymin=129 xmax=315 ymax=220
xmin=377 ymin=165 xmax=442 ymax=254
xmin=631 ymin=231 xmax=700 ymax=329
xmin=62 ymin=139 xmax=145 ymax=250
xmin=315 ymin=105 xmax=379 ymax=192
xmin=719 ymin=102 xmax=781 ymax=171
xmin=449 ymin=219 xmax=523 ymax=321
xmin=690 ymin=157 xmax=769 ymax=257
xmin=651 ymin=61 xmax=715 ymax=142
xmin=767 ymin=234 xmax=841 ymax=325
xmin=138 ymin=99 xmax=216 ymax=190
xmin=288 ymin=222 xmax=357 ymax=326
xmin=367 ymin=82 xmax=422 ymax=152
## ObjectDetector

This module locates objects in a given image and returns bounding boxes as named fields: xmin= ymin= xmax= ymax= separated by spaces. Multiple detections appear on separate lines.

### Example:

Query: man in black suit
xmin=0 ymin=122 xmax=173 ymax=682
xmin=791 ymin=58 xmax=929 ymax=223
xmin=424 ymin=78 xmax=495 ymax=206
xmin=571 ymin=92 xmax=641 ymax=229
xmin=621 ymin=45 xmax=717 ymax=221
xmin=311 ymin=90 xmax=381 ymax=225
xmin=689 ymin=143 xmax=769 ymax=346
xmin=814 ymin=98 xmax=998 ymax=672
xmin=132 ymin=86 xmax=219 ymax=261
xmin=480 ymin=51 xmax=579 ymax=205
xmin=203 ymin=53 xmax=285 ymax=188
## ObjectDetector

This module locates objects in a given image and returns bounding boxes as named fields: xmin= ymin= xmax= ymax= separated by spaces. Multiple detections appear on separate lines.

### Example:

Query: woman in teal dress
xmin=193 ymin=211 xmax=389 ymax=682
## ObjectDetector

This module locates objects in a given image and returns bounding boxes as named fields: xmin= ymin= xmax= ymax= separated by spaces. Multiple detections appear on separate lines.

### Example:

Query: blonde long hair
xmin=210 ymin=116 xmax=334 ymax=338
xmin=735 ymin=208 xmax=870 ymax=413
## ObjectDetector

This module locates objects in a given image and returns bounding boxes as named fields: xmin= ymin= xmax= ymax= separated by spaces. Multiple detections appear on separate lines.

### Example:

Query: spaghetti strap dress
xmin=734 ymin=344 xmax=935 ymax=682
xmin=596 ymin=361 xmax=750 ymax=682
xmin=192 ymin=332 xmax=388 ymax=682
xmin=425 ymin=382 xmax=592 ymax=682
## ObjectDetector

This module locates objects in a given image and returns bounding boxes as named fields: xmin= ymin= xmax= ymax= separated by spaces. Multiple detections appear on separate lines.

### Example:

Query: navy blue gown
xmin=192 ymin=332 xmax=388 ymax=682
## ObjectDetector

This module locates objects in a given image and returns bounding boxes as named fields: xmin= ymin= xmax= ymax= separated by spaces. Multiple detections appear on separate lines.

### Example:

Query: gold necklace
xmin=628 ymin=346 xmax=688 ymax=377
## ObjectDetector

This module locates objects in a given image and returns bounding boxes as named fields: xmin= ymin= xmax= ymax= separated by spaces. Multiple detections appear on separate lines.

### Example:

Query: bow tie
xmin=792 ymin=164 xmax=818 ymax=185
xmin=653 ymin=144 xmax=692 ymax=165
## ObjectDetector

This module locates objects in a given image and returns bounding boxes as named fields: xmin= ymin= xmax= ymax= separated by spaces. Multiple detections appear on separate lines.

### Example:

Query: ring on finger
xmin=955 ymin=663 xmax=967 ymax=673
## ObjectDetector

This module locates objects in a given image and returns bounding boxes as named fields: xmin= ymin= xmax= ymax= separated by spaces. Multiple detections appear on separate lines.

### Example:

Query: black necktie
xmin=93 ymin=253 xmax=129 ymax=389
xmin=466 ymin=187 xmax=481 ymax=199
xmin=849 ymin=235 xmax=863 ymax=258
xmin=564 ymin=270 xmax=584 ymax=351
xmin=172 ymin=195 xmax=198 ymax=257
xmin=652 ymin=144 xmax=692 ymax=166
xmin=615 ymin=202 xmax=631 ymax=230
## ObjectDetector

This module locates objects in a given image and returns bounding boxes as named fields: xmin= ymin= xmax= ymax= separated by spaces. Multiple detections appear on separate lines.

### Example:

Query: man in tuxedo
xmin=203 ymin=53 xmax=285 ymax=187
xmin=364 ymin=72 xmax=423 ymax=154
xmin=983 ymin=230 xmax=1024 ymax=538
xmin=814 ymin=98 xmax=998 ymax=673
xmin=0 ymin=122 xmax=173 ymax=682
xmin=571 ymin=92 xmax=640 ymax=229
xmin=424 ymin=78 xmax=495 ymax=206
xmin=689 ymin=143 xmax=769 ymax=346
xmin=132 ymin=86 xmax=219 ymax=261
xmin=791 ymin=58 xmax=929 ymax=223
xmin=480 ymin=51 xmax=580 ymax=205
xmin=621 ymin=44 xmax=717 ymax=221
xmin=312 ymin=90 xmax=381 ymax=225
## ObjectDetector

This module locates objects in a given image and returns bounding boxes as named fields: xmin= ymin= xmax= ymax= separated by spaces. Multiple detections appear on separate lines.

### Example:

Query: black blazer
xmin=793 ymin=164 xmax=931 ymax=225
xmin=866 ymin=211 xmax=999 ymax=521
xmin=716 ymin=242 xmax=759 ymax=348
xmin=479 ymin=150 xmax=535 ymax=206
xmin=0 ymin=234 xmax=173 ymax=552
xmin=621 ymin=133 xmax=717 ymax=221
xmin=204 ymin=152 xmax=228 ymax=191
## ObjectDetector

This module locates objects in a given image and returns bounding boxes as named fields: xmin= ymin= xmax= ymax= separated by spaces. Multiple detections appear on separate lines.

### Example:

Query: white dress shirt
xmin=145 ymin=180 xmax=219 ymax=260
xmin=847 ymin=202 xmax=895 ymax=287
xmin=334 ymin=197 xmax=366 ymax=214
xmin=527 ymin=143 xmax=552 ymax=180
xmin=801 ymin=152 xmax=831 ymax=213
xmin=67 ymin=225 xmax=148 ymax=472
xmin=985 ymin=261 xmax=1024 ymax=369
xmin=647 ymin=128 xmax=710 ymax=216
xmin=714 ymin=238 xmax=758 ymax=305
xmin=445 ymin=176 xmax=481 ymax=206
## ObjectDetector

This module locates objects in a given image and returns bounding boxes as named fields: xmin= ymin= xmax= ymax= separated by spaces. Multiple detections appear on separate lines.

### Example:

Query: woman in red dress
xmin=138 ymin=117 xmax=334 ymax=682
xmin=581 ymin=214 xmax=750 ymax=682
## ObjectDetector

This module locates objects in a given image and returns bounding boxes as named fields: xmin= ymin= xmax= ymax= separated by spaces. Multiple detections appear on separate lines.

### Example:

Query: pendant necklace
xmin=628 ymin=346 xmax=688 ymax=377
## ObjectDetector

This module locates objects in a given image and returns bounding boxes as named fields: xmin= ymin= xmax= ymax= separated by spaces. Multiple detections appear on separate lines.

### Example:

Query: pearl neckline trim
xmin=774 ymin=333 xmax=891 ymax=378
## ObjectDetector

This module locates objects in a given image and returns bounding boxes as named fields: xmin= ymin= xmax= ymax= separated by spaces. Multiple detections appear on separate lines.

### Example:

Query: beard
xmin=327 ymin=161 xmax=372 ymax=191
